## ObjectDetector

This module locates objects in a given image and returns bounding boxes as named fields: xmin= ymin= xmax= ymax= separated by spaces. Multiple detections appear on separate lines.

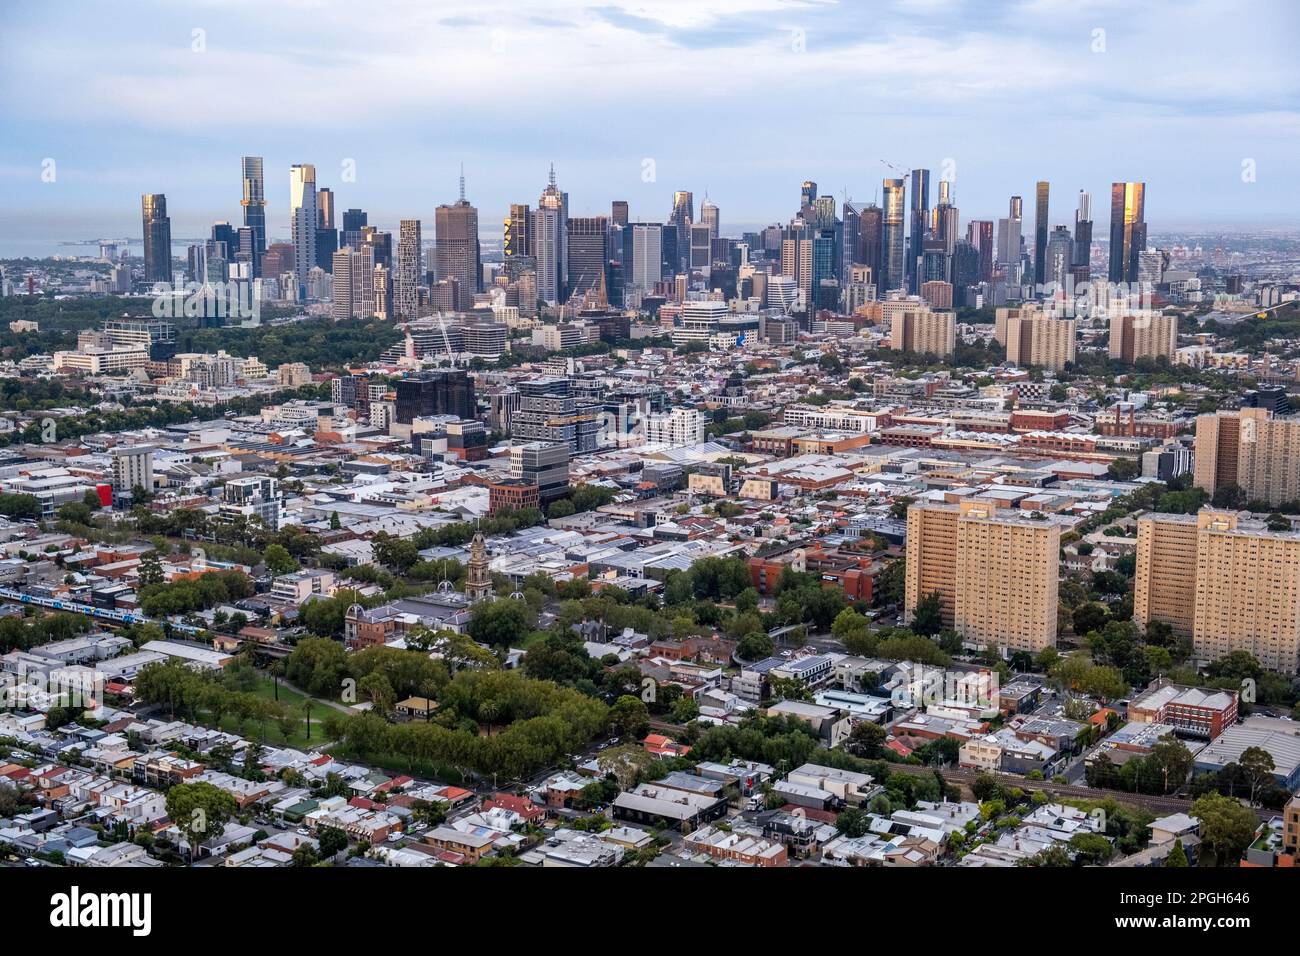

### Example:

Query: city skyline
xmin=2 ymin=0 xmax=1298 ymax=245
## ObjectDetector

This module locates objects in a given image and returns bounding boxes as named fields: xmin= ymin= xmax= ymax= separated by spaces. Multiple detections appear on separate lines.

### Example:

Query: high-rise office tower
xmin=1135 ymin=510 xmax=1300 ymax=673
xmin=141 ymin=193 xmax=172 ymax=284
xmin=841 ymin=201 xmax=861 ymax=291
xmin=629 ymin=224 xmax=663 ymax=293
xmin=1043 ymin=225 xmax=1073 ymax=289
xmin=435 ymin=175 xmax=481 ymax=310
xmin=331 ymin=248 xmax=360 ymax=320
xmin=908 ymin=168 xmax=930 ymax=292
xmin=998 ymin=196 xmax=1023 ymax=274
xmin=700 ymin=197 xmax=719 ymax=239
xmin=932 ymin=185 xmax=958 ymax=256
xmin=533 ymin=165 xmax=568 ymax=304
xmin=905 ymin=498 xmax=1060 ymax=654
xmin=240 ymin=157 xmax=267 ymax=259
xmin=567 ymin=216 xmax=608 ymax=298
xmin=315 ymin=187 xmax=337 ymax=273
xmin=689 ymin=222 xmax=713 ymax=274
xmin=1033 ymin=181 xmax=1049 ymax=285
xmin=1073 ymin=190 xmax=1093 ymax=270
xmin=1194 ymin=408 xmax=1300 ymax=507
xmin=967 ymin=220 xmax=994 ymax=282
xmin=341 ymin=208 xmax=367 ymax=249
xmin=358 ymin=226 xmax=391 ymax=270
xmin=881 ymin=178 xmax=906 ymax=293
xmin=669 ymin=191 xmax=694 ymax=273
xmin=610 ymin=200 xmax=629 ymax=228
xmin=394 ymin=370 xmax=475 ymax=423
xmin=1108 ymin=311 xmax=1176 ymax=364
xmin=505 ymin=203 xmax=531 ymax=262
xmin=857 ymin=202 xmax=883 ymax=287
xmin=800 ymin=180 xmax=818 ymax=211
xmin=289 ymin=164 xmax=318 ymax=288
xmin=1109 ymin=182 xmax=1147 ymax=284
xmin=394 ymin=220 xmax=423 ymax=319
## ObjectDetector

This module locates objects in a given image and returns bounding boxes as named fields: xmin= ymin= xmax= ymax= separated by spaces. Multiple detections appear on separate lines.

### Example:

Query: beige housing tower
xmin=1108 ymin=311 xmax=1177 ymax=363
xmin=1134 ymin=509 xmax=1300 ymax=674
xmin=905 ymin=498 xmax=1060 ymax=654
xmin=889 ymin=307 xmax=956 ymax=359
xmin=1005 ymin=312 xmax=1077 ymax=371
xmin=1194 ymin=408 xmax=1300 ymax=507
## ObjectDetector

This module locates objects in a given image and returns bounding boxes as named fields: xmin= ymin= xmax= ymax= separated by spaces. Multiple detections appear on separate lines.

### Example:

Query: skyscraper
xmin=800 ymin=180 xmax=818 ymax=210
xmin=567 ymin=216 xmax=608 ymax=298
xmin=240 ymin=156 xmax=266 ymax=259
xmin=967 ymin=220 xmax=994 ymax=282
xmin=315 ymin=186 xmax=337 ymax=273
xmin=700 ymin=197 xmax=719 ymax=238
xmin=610 ymin=200 xmax=629 ymax=228
xmin=435 ymin=174 xmax=481 ymax=311
xmin=141 ymin=193 xmax=172 ymax=284
xmin=505 ymin=203 xmax=531 ymax=262
xmin=1033 ymin=181 xmax=1049 ymax=285
xmin=881 ymin=178 xmax=906 ymax=293
xmin=857 ymin=202 xmax=883 ymax=287
xmin=669 ymin=191 xmax=694 ymax=273
xmin=629 ymin=224 xmax=663 ymax=293
xmin=395 ymin=220 xmax=423 ymax=319
xmin=1073 ymin=190 xmax=1093 ymax=270
xmin=908 ymin=169 xmax=930 ymax=292
xmin=341 ymin=208 xmax=367 ymax=249
xmin=533 ymin=165 xmax=568 ymax=305
xmin=1043 ymin=225 xmax=1073 ymax=289
xmin=997 ymin=195 xmax=1023 ymax=277
xmin=289 ymin=164 xmax=318 ymax=289
xmin=1109 ymin=182 xmax=1147 ymax=284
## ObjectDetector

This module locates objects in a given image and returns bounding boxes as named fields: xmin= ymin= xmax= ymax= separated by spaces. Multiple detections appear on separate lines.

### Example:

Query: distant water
xmin=0 ymin=239 xmax=192 ymax=260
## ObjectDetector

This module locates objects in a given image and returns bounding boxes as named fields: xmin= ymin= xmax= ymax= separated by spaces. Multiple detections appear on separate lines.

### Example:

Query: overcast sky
xmin=2 ymin=0 xmax=1297 ymax=244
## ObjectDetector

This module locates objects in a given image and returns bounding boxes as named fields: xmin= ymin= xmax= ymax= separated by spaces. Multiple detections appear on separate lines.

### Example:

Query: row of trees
xmin=322 ymin=669 xmax=609 ymax=781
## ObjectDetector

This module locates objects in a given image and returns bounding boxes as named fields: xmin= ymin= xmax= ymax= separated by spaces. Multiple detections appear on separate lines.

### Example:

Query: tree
xmin=1238 ymin=747 xmax=1276 ymax=807
xmin=1165 ymin=838 xmax=1189 ymax=867
xmin=1149 ymin=738 xmax=1194 ymax=795
xmin=1106 ymin=457 xmax=1140 ymax=481
xmin=263 ymin=543 xmax=299 ymax=576
xmin=607 ymin=695 xmax=650 ymax=739
xmin=165 ymin=781 xmax=237 ymax=850
xmin=330 ymin=511 xmax=342 ymax=530
xmin=316 ymin=825 xmax=349 ymax=858
xmin=1190 ymin=791 xmax=1258 ymax=866
xmin=846 ymin=720 xmax=885 ymax=759
xmin=1210 ymin=483 xmax=1246 ymax=510
xmin=467 ymin=598 xmax=534 ymax=648
xmin=137 ymin=552 xmax=165 ymax=588
xmin=1072 ymin=602 xmax=1109 ymax=637
xmin=737 ymin=631 xmax=773 ymax=661
xmin=910 ymin=591 xmax=944 ymax=636
xmin=1069 ymin=832 xmax=1114 ymax=865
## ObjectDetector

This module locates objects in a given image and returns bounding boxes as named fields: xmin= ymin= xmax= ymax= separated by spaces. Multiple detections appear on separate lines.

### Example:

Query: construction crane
xmin=880 ymin=159 xmax=910 ymax=179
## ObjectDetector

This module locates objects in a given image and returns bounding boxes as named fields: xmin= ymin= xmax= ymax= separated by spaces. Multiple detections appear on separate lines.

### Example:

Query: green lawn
xmin=209 ymin=675 xmax=338 ymax=750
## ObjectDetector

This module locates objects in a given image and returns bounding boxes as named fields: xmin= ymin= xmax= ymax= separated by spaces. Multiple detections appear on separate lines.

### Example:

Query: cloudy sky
xmin=2 ymin=0 xmax=1297 ymax=245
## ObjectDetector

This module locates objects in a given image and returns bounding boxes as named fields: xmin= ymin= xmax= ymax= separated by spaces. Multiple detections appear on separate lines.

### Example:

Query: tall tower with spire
xmin=464 ymin=532 xmax=492 ymax=602
xmin=435 ymin=167 xmax=481 ymax=311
